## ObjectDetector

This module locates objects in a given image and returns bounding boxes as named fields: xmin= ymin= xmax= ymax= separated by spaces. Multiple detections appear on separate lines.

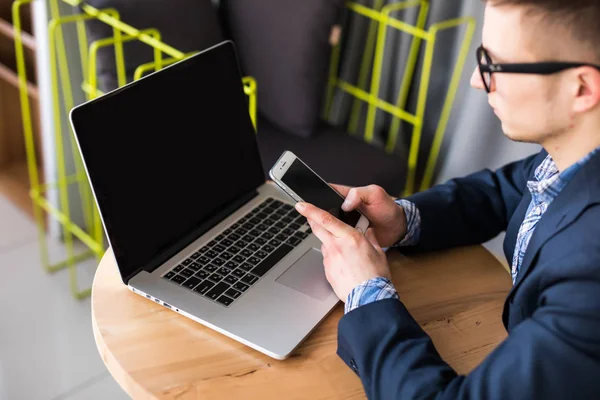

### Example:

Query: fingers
xmin=296 ymin=202 xmax=353 ymax=238
xmin=341 ymin=185 xmax=383 ymax=211
xmin=365 ymin=228 xmax=384 ymax=254
xmin=307 ymin=217 xmax=335 ymax=246
xmin=330 ymin=183 xmax=352 ymax=197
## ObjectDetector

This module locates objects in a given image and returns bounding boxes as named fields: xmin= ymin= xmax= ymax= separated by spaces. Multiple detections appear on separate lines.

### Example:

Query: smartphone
xmin=269 ymin=151 xmax=370 ymax=233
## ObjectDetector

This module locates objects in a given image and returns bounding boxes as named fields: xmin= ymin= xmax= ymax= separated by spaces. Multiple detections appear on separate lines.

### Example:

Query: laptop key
xmin=230 ymin=223 xmax=240 ymax=229
xmin=295 ymin=216 xmax=307 ymax=225
xmin=208 ymin=273 xmax=224 ymax=283
xmin=221 ymin=239 xmax=233 ymax=247
xmin=240 ymin=248 xmax=253 ymax=257
xmin=220 ymin=252 xmax=233 ymax=260
xmin=250 ymin=244 xmax=294 ymax=277
xmin=264 ymin=198 xmax=274 ymax=204
xmin=281 ymin=204 xmax=293 ymax=211
xmin=194 ymin=280 xmax=215 ymax=295
xmin=242 ymin=223 xmax=255 ymax=231
xmin=286 ymin=237 xmax=302 ymax=247
xmin=234 ymin=282 xmax=250 ymax=292
xmin=195 ymin=270 xmax=210 ymax=279
xmin=275 ymin=233 xmax=289 ymax=242
xmin=276 ymin=209 xmax=288 ymax=216
xmin=224 ymin=275 xmax=238 ymax=285
xmin=262 ymin=232 xmax=274 ymax=239
xmin=198 ymin=256 xmax=210 ymax=265
xmin=236 ymin=227 xmax=248 ymax=235
xmin=229 ymin=233 xmax=241 ymax=241
xmin=242 ymin=234 xmax=256 ymax=243
xmin=205 ymin=282 xmax=229 ymax=300
xmin=255 ymin=250 xmax=268 ymax=259
xmin=189 ymin=262 xmax=201 ymax=271
xmin=281 ymin=217 xmax=293 ymax=224
xmin=223 ymin=228 xmax=232 ymax=235
xmin=256 ymin=212 xmax=268 ymax=219
xmin=239 ymin=262 xmax=253 ymax=272
xmin=289 ymin=223 xmax=301 ymax=231
xmin=235 ymin=240 xmax=248 ymax=249
xmin=264 ymin=218 xmax=276 ymax=226
xmin=216 ymin=295 xmax=234 ymax=306
xmin=225 ymin=288 xmax=242 ymax=299
xmin=182 ymin=259 xmax=193 ymax=266
xmin=249 ymin=229 xmax=262 ymax=237
xmin=255 ymin=237 xmax=267 ymax=246
xmin=207 ymin=240 xmax=218 ymax=247
xmin=212 ymin=258 xmax=225 ymax=266
xmin=268 ymin=227 xmax=280 ymax=235
xmin=232 ymin=269 xmax=245 ymax=278
xmin=256 ymin=224 xmax=268 ymax=231
xmin=171 ymin=275 xmax=186 ymax=284
xmin=213 ymin=244 xmax=226 ymax=253
xmin=294 ymin=231 xmax=309 ymax=239
xmin=262 ymin=244 xmax=275 ymax=253
xmin=241 ymin=274 xmax=259 ymax=285
xmin=180 ymin=268 xmax=194 ymax=277
xmin=275 ymin=221 xmax=286 ymax=229
xmin=283 ymin=228 xmax=295 ymax=236
xmin=247 ymin=256 xmax=261 ymax=265
xmin=204 ymin=264 xmax=218 ymax=273
xmin=272 ymin=200 xmax=283 ymax=208
xmin=206 ymin=249 xmax=218 ymax=259
xmin=248 ymin=243 xmax=260 ymax=252
xmin=164 ymin=271 xmax=175 ymax=279
xmin=233 ymin=255 xmax=246 ymax=263
xmin=183 ymin=276 xmax=201 ymax=290
xmin=228 ymin=246 xmax=241 ymax=255
xmin=199 ymin=247 xmax=209 ymax=254
xmin=269 ymin=239 xmax=282 ymax=247
xmin=217 ymin=267 xmax=232 ymax=276
xmin=173 ymin=265 xmax=184 ymax=273
xmin=225 ymin=261 xmax=239 ymax=269
xmin=190 ymin=252 xmax=201 ymax=259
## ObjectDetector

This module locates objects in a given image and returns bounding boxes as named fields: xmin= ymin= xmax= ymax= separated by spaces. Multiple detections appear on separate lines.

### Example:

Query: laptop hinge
xmin=123 ymin=189 xmax=260 ymax=284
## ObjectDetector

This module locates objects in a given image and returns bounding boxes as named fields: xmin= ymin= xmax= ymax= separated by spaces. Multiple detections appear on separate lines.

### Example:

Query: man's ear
xmin=573 ymin=66 xmax=600 ymax=114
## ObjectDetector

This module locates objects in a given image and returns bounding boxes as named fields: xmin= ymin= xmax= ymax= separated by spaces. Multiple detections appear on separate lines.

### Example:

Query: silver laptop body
xmin=69 ymin=40 xmax=339 ymax=360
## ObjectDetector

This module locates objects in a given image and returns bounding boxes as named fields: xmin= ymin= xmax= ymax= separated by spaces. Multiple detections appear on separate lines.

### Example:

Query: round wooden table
xmin=92 ymin=246 xmax=512 ymax=399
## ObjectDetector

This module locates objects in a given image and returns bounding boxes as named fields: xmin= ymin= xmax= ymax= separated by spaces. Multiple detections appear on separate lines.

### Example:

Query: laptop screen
xmin=70 ymin=41 xmax=265 ymax=282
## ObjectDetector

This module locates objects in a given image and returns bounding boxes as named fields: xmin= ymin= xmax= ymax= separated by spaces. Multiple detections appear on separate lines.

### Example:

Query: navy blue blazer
xmin=337 ymin=149 xmax=600 ymax=399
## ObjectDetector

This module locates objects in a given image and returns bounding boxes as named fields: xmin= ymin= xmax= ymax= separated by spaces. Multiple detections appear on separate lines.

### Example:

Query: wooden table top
xmin=92 ymin=246 xmax=512 ymax=399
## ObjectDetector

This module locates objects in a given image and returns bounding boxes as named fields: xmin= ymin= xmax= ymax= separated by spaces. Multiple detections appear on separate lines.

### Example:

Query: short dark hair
xmin=485 ymin=0 xmax=600 ymax=60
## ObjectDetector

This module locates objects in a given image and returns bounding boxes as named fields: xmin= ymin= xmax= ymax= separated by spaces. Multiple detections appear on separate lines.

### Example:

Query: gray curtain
xmin=326 ymin=0 xmax=540 ymax=261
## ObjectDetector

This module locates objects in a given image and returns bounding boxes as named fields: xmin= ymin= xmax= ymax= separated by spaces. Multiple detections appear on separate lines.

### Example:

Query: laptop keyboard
xmin=162 ymin=198 xmax=312 ymax=307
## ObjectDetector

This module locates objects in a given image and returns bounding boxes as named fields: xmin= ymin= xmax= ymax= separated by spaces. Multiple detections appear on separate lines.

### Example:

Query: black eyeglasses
xmin=476 ymin=45 xmax=600 ymax=93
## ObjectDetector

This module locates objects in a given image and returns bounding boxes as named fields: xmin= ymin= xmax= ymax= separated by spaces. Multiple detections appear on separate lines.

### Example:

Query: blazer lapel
xmin=506 ymin=156 xmax=600 ymax=303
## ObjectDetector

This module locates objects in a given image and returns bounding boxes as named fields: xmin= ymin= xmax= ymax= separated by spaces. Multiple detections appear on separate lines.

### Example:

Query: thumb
xmin=365 ymin=228 xmax=382 ymax=251
xmin=342 ymin=187 xmax=369 ymax=211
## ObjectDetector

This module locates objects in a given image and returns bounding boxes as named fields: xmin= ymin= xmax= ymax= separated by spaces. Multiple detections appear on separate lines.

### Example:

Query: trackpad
xmin=275 ymin=248 xmax=334 ymax=301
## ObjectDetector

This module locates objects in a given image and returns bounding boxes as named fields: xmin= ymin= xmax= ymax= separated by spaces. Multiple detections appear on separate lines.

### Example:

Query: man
xmin=295 ymin=0 xmax=600 ymax=398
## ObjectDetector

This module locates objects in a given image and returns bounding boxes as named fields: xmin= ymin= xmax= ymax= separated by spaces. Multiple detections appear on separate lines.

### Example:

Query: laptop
xmin=69 ymin=40 xmax=339 ymax=360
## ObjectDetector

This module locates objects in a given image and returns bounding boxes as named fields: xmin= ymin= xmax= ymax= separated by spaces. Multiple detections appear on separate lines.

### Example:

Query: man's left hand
xmin=295 ymin=201 xmax=392 ymax=302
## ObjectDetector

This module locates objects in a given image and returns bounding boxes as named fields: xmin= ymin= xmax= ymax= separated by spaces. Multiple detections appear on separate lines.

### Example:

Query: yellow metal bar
xmin=62 ymin=0 xmax=185 ymax=59
xmin=48 ymin=9 xmax=115 ymax=240
xmin=47 ymin=0 xmax=79 ymax=296
xmin=419 ymin=17 xmax=476 ymax=191
xmin=387 ymin=0 xmax=430 ymax=153
xmin=243 ymin=77 xmax=258 ymax=129
xmin=12 ymin=0 xmax=50 ymax=270
xmin=347 ymin=0 xmax=385 ymax=135
xmin=88 ymin=28 xmax=162 ymax=98
xmin=403 ymin=26 xmax=436 ymax=197
xmin=337 ymin=80 xmax=418 ymax=124
xmin=345 ymin=2 xmax=431 ymax=40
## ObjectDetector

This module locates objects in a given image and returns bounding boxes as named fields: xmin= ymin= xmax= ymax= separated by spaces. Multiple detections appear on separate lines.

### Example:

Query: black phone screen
xmin=281 ymin=158 xmax=362 ymax=227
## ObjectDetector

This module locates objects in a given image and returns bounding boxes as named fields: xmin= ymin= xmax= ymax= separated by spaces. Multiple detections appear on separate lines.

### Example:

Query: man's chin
xmin=502 ymin=126 xmax=528 ymax=143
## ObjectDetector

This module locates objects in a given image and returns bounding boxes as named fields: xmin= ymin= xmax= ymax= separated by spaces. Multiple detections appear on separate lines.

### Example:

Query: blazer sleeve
xmin=336 ymin=234 xmax=600 ymax=399
xmin=402 ymin=150 xmax=543 ymax=253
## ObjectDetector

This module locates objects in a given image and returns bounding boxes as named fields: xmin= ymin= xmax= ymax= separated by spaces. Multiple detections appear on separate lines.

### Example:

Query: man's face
xmin=470 ymin=4 xmax=573 ymax=144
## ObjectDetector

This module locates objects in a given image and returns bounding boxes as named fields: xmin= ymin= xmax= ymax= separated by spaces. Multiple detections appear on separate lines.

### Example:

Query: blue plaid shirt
xmin=345 ymin=148 xmax=600 ymax=314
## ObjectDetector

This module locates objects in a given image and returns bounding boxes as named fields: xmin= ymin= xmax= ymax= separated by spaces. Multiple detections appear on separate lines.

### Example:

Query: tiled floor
xmin=0 ymin=195 xmax=129 ymax=400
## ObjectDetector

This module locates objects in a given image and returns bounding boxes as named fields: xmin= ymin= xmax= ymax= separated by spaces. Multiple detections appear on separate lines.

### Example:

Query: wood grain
xmin=92 ymin=246 xmax=511 ymax=399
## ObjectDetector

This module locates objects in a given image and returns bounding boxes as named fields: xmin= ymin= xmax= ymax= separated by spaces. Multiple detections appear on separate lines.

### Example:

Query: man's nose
xmin=470 ymin=67 xmax=485 ymax=90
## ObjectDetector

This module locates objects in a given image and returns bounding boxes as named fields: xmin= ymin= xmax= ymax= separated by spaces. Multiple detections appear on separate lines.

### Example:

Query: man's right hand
xmin=331 ymin=184 xmax=407 ymax=248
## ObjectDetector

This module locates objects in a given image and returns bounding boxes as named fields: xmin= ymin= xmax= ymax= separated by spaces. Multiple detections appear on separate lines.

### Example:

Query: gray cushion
xmin=222 ymin=0 xmax=344 ymax=138
xmin=83 ymin=0 xmax=224 ymax=92
xmin=256 ymin=116 xmax=407 ymax=196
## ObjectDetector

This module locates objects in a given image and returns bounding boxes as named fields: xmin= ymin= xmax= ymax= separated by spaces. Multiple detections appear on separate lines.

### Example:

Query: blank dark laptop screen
xmin=70 ymin=42 xmax=265 ymax=282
